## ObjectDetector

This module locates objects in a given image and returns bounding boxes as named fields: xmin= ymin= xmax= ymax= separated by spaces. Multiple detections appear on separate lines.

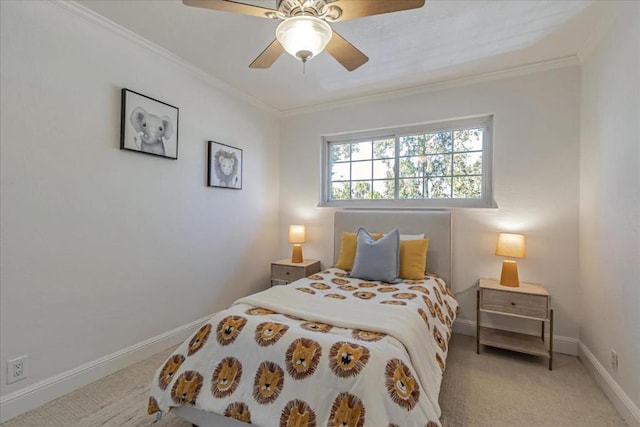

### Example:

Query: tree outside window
xmin=326 ymin=118 xmax=490 ymax=207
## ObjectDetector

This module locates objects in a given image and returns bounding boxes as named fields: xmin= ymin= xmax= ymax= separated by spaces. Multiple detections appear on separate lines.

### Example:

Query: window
xmin=321 ymin=116 xmax=493 ymax=208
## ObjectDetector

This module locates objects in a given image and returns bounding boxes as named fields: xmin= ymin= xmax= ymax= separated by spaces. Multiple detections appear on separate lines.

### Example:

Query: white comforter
xmin=149 ymin=269 xmax=458 ymax=427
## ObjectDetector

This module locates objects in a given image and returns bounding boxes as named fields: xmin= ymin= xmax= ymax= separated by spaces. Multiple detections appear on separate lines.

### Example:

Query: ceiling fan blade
xmin=327 ymin=0 xmax=425 ymax=22
xmin=249 ymin=39 xmax=285 ymax=69
xmin=325 ymin=31 xmax=369 ymax=71
xmin=182 ymin=0 xmax=276 ymax=19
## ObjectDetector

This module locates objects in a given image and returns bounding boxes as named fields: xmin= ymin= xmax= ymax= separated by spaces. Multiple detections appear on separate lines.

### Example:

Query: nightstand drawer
xmin=481 ymin=289 xmax=548 ymax=319
xmin=271 ymin=264 xmax=305 ymax=282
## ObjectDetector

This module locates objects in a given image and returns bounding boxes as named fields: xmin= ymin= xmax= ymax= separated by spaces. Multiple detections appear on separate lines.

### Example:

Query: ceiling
xmin=77 ymin=0 xmax=602 ymax=113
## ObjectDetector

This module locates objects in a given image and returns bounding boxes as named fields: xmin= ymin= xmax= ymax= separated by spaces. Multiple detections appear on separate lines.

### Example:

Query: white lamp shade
xmin=288 ymin=225 xmax=306 ymax=244
xmin=276 ymin=16 xmax=332 ymax=61
xmin=495 ymin=233 xmax=526 ymax=259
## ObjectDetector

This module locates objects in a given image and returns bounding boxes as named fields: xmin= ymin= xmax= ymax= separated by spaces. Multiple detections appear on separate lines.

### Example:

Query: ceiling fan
xmin=182 ymin=0 xmax=426 ymax=71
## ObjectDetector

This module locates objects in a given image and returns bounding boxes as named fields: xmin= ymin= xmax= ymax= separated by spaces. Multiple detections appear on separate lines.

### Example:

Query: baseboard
xmin=578 ymin=342 xmax=640 ymax=427
xmin=0 ymin=314 xmax=212 ymax=423
xmin=453 ymin=318 xmax=579 ymax=356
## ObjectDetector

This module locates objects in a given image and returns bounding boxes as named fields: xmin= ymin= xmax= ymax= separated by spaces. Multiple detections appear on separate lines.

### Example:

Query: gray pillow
xmin=350 ymin=227 xmax=402 ymax=283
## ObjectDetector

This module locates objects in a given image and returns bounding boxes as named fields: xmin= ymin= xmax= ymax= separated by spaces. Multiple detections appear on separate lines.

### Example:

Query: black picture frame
xmin=208 ymin=141 xmax=243 ymax=190
xmin=120 ymin=88 xmax=179 ymax=160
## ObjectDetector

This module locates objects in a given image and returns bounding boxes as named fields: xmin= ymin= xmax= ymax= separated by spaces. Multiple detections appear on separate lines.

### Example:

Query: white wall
xmin=0 ymin=0 xmax=279 ymax=402
xmin=4 ymin=0 xmax=636 ymax=423
xmin=579 ymin=0 xmax=640 ymax=415
xmin=279 ymin=66 xmax=582 ymax=349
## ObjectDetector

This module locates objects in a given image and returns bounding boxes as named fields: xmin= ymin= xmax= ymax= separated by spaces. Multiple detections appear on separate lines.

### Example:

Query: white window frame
xmin=319 ymin=115 xmax=494 ymax=208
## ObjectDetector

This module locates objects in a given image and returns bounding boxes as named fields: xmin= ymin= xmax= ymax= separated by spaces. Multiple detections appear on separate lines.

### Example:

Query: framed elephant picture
xmin=208 ymin=141 xmax=242 ymax=190
xmin=120 ymin=89 xmax=179 ymax=159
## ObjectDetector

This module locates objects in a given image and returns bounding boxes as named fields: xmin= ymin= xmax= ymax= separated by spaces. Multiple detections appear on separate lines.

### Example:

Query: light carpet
xmin=1 ymin=334 xmax=626 ymax=426
xmin=439 ymin=334 xmax=625 ymax=426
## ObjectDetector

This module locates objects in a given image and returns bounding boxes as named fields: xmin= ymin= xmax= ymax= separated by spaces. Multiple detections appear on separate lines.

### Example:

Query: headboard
xmin=334 ymin=210 xmax=452 ymax=286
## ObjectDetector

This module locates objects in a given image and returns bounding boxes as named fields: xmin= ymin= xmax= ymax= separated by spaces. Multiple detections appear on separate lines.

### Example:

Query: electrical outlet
xmin=7 ymin=356 xmax=28 ymax=384
xmin=610 ymin=349 xmax=618 ymax=372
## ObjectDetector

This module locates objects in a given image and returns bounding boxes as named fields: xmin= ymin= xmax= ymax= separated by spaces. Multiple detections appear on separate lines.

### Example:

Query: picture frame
xmin=208 ymin=141 xmax=243 ymax=190
xmin=120 ymin=88 xmax=179 ymax=160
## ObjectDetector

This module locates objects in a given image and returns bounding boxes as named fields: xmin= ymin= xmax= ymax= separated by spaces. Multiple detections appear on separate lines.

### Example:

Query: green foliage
xmin=374 ymin=139 xmax=394 ymax=159
xmin=331 ymin=181 xmax=350 ymax=200
xmin=330 ymin=143 xmax=350 ymax=163
xmin=351 ymin=181 xmax=371 ymax=199
xmin=328 ymin=129 xmax=484 ymax=201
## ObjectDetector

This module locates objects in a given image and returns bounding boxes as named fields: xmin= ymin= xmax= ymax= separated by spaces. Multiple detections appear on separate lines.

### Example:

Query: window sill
xmin=318 ymin=199 xmax=498 ymax=209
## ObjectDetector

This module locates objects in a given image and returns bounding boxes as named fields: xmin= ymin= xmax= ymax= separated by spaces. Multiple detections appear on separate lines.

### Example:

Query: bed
xmin=149 ymin=210 xmax=456 ymax=427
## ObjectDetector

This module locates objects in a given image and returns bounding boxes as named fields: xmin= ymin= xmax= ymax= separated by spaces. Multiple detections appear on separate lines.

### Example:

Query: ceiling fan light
xmin=276 ymin=16 xmax=332 ymax=62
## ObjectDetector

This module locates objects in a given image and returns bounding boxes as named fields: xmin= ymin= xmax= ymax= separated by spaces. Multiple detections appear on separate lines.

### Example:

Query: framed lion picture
xmin=208 ymin=141 xmax=243 ymax=190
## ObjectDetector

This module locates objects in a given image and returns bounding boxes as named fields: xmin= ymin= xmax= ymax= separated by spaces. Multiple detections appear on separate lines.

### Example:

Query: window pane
xmin=351 ymin=160 xmax=372 ymax=180
xmin=454 ymin=129 xmax=483 ymax=152
xmin=426 ymin=177 xmax=452 ymax=198
xmin=425 ymin=132 xmax=453 ymax=154
xmin=373 ymin=159 xmax=394 ymax=179
xmin=324 ymin=116 xmax=491 ymax=207
xmin=425 ymin=154 xmax=451 ymax=176
xmin=399 ymin=135 xmax=425 ymax=156
xmin=330 ymin=143 xmax=350 ymax=162
xmin=453 ymin=152 xmax=482 ymax=175
xmin=331 ymin=162 xmax=350 ymax=181
xmin=351 ymin=141 xmax=372 ymax=161
xmin=453 ymin=176 xmax=482 ymax=198
xmin=351 ymin=181 xmax=372 ymax=199
xmin=399 ymin=157 xmax=423 ymax=178
xmin=331 ymin=182 xmax=350 ymax=200
xmin=373 ymin=180 xmax=395 ymax=199
xmin=399 ymin=178 xmax=424 ymax=199
xmin=374 ymin=139 xmax=395 ymax=159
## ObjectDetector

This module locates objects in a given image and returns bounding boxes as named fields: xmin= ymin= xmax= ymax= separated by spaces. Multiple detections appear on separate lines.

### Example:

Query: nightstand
xmin=477 ymin=278 xmax=554 ymax=370
xmin=270 ymin=259 xmax=321 ymax=286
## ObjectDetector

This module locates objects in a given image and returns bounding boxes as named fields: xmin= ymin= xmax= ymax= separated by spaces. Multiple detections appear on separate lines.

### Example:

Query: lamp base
xmin=291 ymin=244 xmax=303 ymax=263
xmin=500 ymin=260 xmax=520 ymax=287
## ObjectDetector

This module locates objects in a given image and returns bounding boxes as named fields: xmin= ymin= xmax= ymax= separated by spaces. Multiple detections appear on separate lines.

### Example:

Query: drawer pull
xmin=511 ymin=302 xmax=516 ymax=306
xmin=286 ymin=272 xmax=290 ymax=275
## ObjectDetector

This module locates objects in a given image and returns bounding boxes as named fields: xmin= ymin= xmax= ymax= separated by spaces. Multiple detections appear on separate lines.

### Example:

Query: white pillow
xmin=400 ymin=233 xmax=425 ymax=241
xmin=384 ymin=233 xmax=424 ymax=240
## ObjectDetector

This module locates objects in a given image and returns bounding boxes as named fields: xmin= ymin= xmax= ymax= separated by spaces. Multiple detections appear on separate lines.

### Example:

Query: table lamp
xmin=495 ymin=232 xmax=526 ymax=287
xmin=288 ymin=225 xmax=306 ymax=263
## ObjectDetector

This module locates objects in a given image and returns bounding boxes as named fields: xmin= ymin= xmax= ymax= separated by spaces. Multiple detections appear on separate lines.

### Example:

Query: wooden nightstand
xmin=477 ymin=278 xmax=554 ymax=370
xmin=270 ymin=259 xmax=321 ymax=286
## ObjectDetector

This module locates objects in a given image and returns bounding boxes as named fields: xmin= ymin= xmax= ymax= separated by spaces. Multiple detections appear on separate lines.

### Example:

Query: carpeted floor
xmin=439 ymin=335 xmax=626 ymax=426
xmin=1 ymin=334 xmax=626 ymax=427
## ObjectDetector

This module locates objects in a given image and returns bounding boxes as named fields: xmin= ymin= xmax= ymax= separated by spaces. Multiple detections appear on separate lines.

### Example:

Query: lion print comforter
xmin=148 ymin=268 xmax=458 ymax=427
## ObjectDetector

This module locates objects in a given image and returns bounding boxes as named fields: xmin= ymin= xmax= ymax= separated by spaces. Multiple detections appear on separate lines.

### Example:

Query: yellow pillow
xmin=334 ymin=231 xmax=383 ymax=271
xmin=399 ymin=239 xmax=430 ymax=280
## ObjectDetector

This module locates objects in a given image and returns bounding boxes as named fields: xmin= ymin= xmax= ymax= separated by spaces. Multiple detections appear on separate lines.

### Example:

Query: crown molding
xmin=280 ymin=55 xmax=581 ymax=117
xmin=50 ymin=1 xmax=280 ymax=116
xmin=576 ymin=1 xmax=618 ymax=63
xmin=48 ymin=1 xmax=581 ymax=119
